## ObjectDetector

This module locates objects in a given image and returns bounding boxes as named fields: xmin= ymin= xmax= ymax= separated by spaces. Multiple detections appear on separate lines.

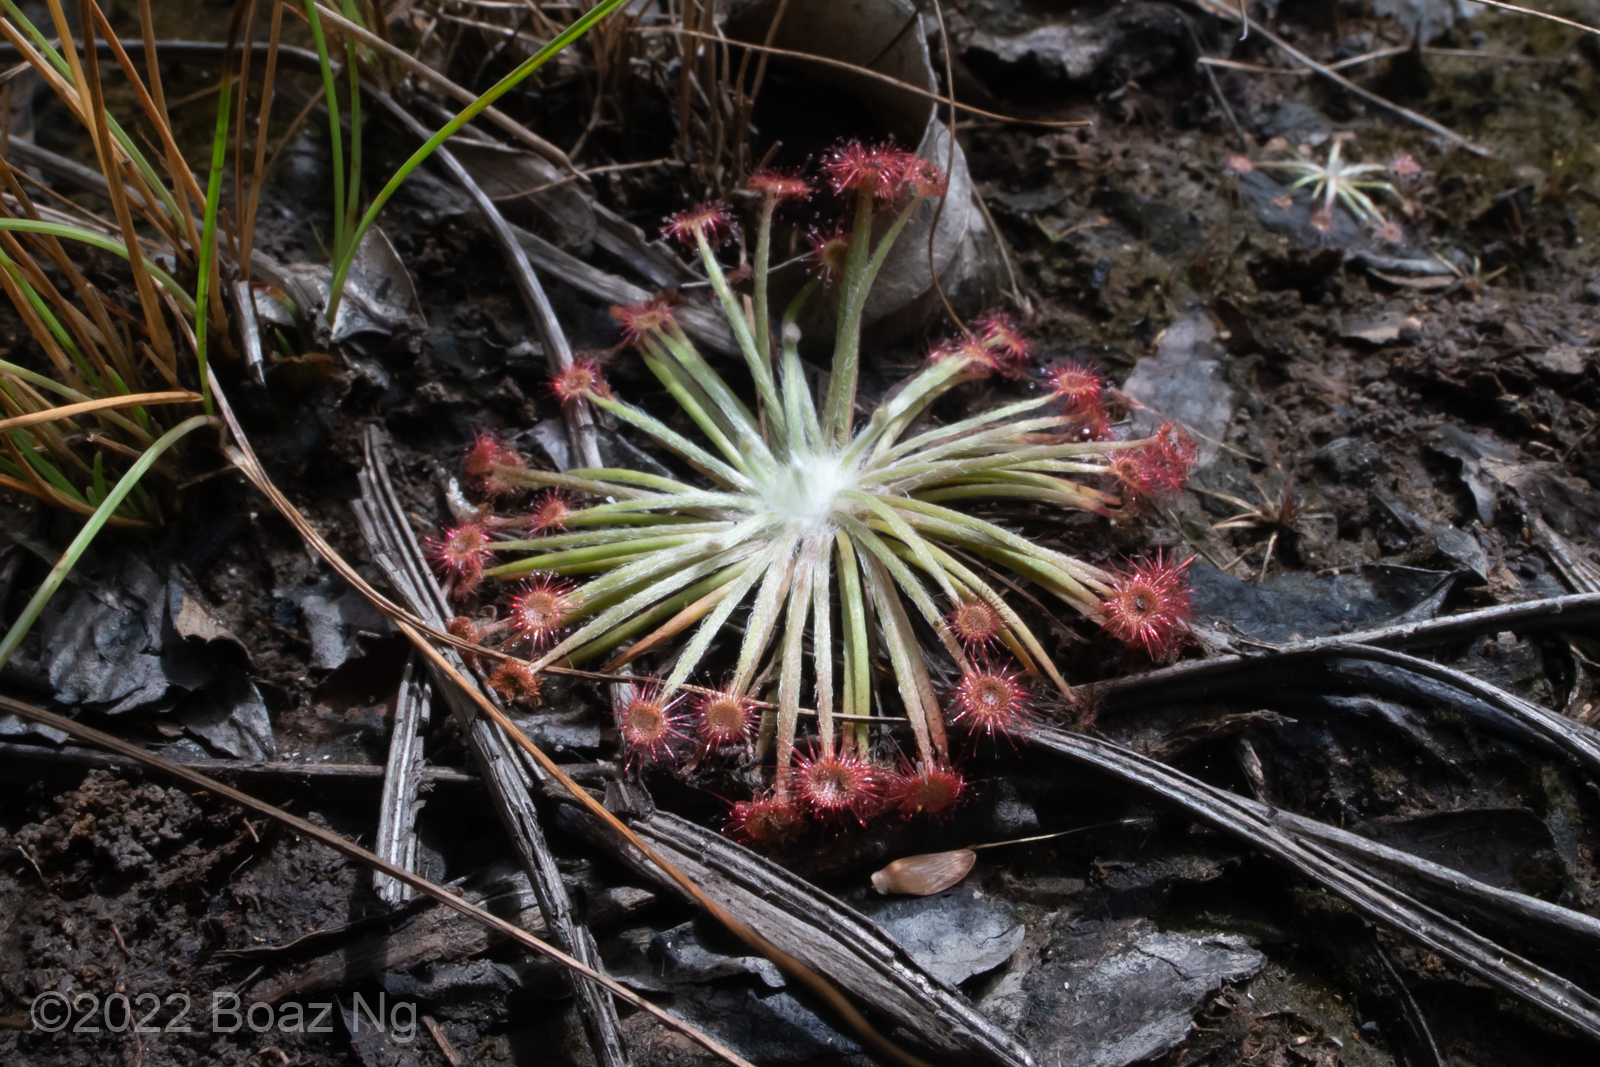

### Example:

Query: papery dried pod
xmin=871 ymin=848 xmax=977 ymax=896
xmin=871 ymin=825 xmax=1130 ymax=896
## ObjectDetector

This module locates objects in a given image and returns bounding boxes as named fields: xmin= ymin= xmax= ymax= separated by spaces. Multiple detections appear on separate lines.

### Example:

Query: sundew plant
xmin=1229 ymin=137 xmax=1419 ymax=244
xmin=433 ymin=144 xmax=1198 ymax=843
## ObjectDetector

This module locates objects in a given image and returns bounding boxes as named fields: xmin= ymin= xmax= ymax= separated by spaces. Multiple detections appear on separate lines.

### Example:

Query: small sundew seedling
xmin=1247 ymin=136 xmax=1408 ymax=242
xmin=807 ymin=225 xmax=854 ymax=282
xmin=611 ymin=294 xmax=679 ymax=342
xmin=970 ymin=311 xmax=1030 ymax=377
xmin=462 ymin=142 xmax=1198 ymax=834
xmin=465 ymin=432 xmax=510 ymax=481
xmin=1198 ymin=474 xmax=1333 ymax=581
xmin=1108 ymin=422 xmax=1198 ymax=502
xmin=664 ymin=201 xmax=736 ymax=246
xmin=744 ymin=169 xmax=811 ymax=202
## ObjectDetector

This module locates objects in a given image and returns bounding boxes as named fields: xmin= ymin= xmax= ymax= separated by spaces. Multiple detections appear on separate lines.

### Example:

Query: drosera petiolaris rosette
xmin=438 ymin=143 xmax=1201 ymax=838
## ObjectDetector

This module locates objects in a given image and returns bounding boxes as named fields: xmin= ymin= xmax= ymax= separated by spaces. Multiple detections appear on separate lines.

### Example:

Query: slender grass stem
xmin=0 ymin=384 xmax=149 ymax=445
xmin=1 ymin=0 xmax=185 ymax=229
xmin=0 ymin=254 xmax=98 ymax=388
xmin=0 ymin=390 xmax=194 ymax=435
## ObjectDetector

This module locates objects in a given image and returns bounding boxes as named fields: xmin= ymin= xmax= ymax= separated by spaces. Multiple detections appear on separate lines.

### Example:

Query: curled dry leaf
xmin=871 ymin=848 xmax=978 ymax=896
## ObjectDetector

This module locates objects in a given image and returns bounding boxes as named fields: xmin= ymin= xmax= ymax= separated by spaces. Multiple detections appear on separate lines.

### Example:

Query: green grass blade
xmin=194 ymin=73 xmax=231 ymax=415
xmin=88 ymin=450 xmax=107 ymax=505
xmin=328 ymin=0 xmax=631 ymax=318
xmin=0 ymin=414 xmax=216 ymax=669
xmin=10 ymin=431 xmax=87 ymax=503
xmin=302 ymin=0 xmax=347 ymax=261
xmin=0 ymin=0 xmax=183 ymax=228
xmin=0 ymin=255 xmax=99 ymax=389
xmin=0 ymin=359 xmax=151 ymax=444
xmin=341 ymin=0 xmax=364 ymax=242
xmin=0 ymin=220 xmax=195 ymax=314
